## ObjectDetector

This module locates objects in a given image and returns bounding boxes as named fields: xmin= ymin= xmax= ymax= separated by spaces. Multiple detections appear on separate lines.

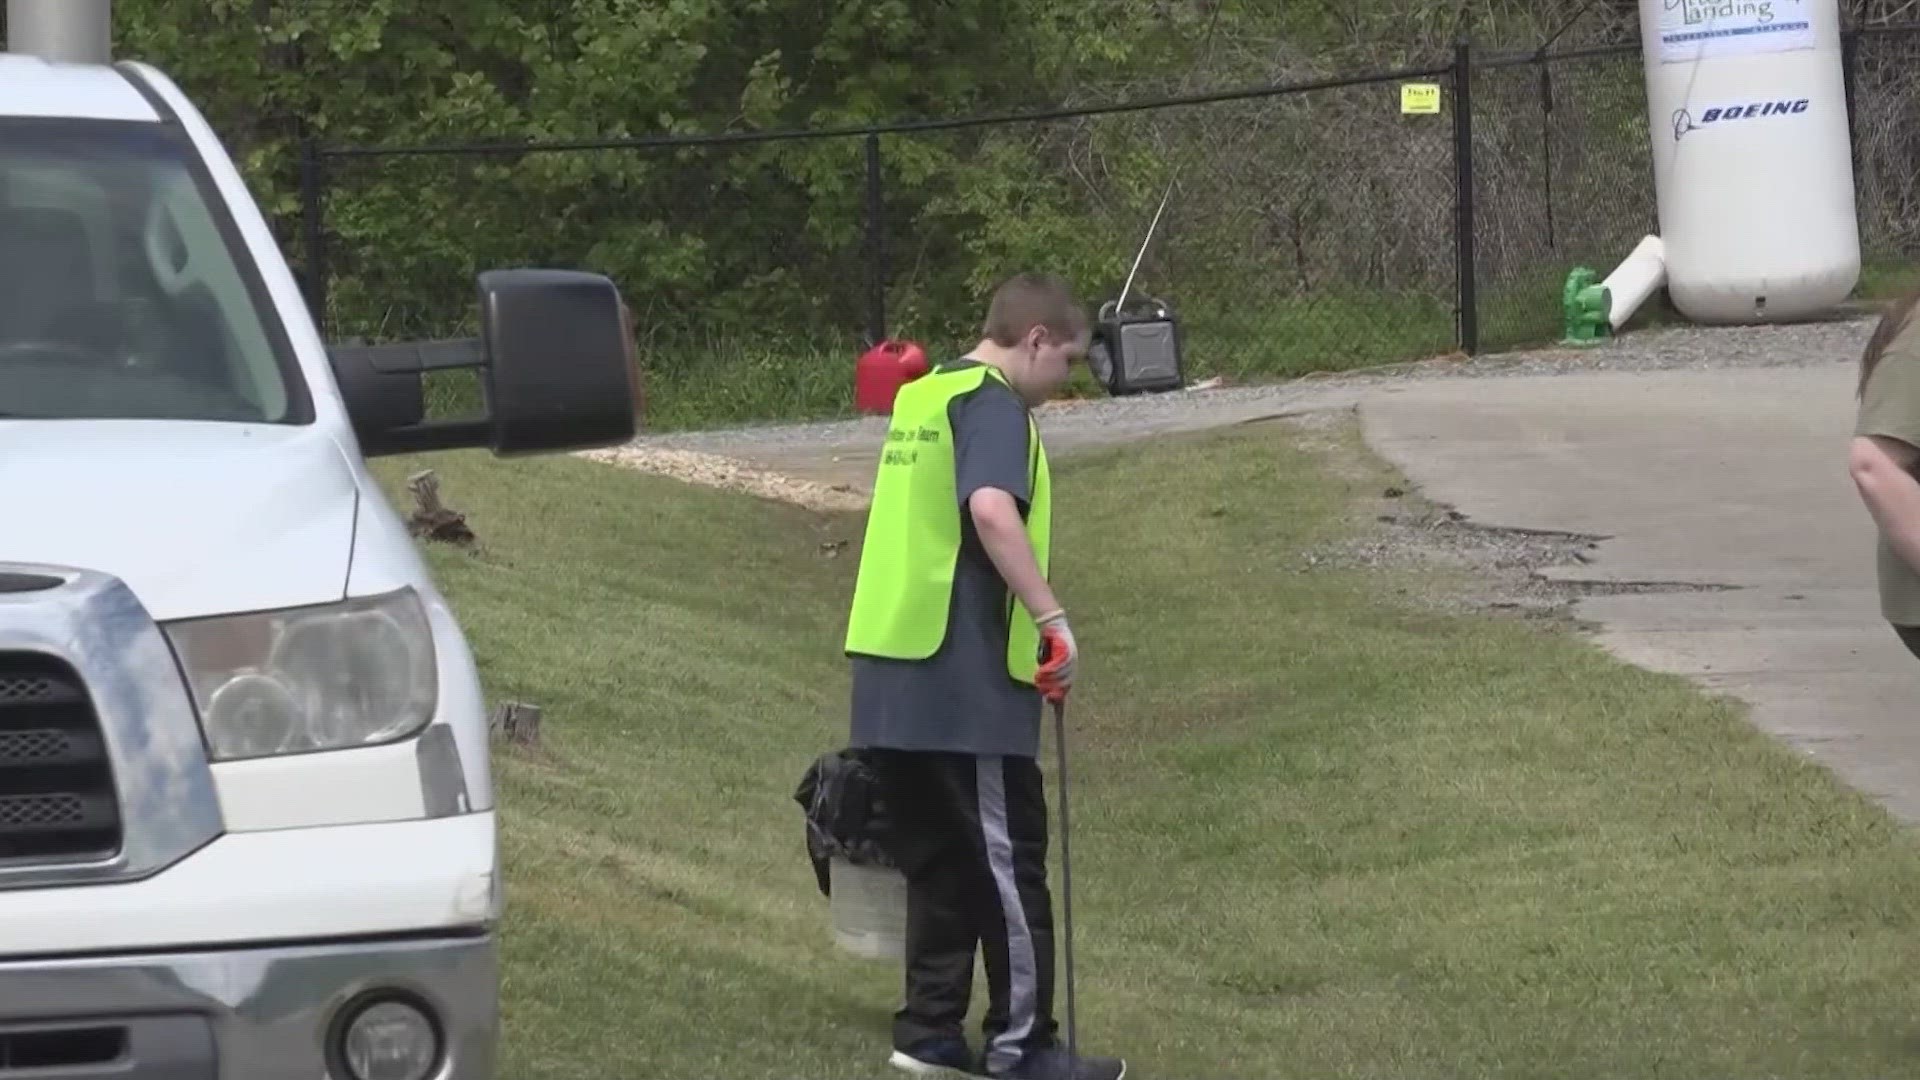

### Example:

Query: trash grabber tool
xmin=1049 ymin=693 xmax=1078 ymax=1073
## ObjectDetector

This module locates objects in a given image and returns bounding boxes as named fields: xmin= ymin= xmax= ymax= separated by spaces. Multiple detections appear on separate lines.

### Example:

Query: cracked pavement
xmin=1357 ymin=360 xmax=1920 ymax=823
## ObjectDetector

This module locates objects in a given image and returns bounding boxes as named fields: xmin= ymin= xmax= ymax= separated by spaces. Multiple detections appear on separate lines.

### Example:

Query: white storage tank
xmin=1639 ymin=0 xmax=1859 ymax=323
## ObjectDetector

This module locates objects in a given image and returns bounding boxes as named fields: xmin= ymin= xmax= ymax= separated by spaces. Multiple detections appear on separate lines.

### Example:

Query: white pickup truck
xmin=0 ymin=49 xmax=636 ymax=1080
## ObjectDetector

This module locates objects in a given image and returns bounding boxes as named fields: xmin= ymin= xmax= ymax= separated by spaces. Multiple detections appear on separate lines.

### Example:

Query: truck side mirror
xmin=327 ymin=268 xmax=639 ymax=458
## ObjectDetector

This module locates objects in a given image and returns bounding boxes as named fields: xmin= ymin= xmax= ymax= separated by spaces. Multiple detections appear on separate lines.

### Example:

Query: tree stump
xmin=407 ymin=469 xmax=476 ymax=545
xmin=489 ymin=702 xmax=542 ymax=748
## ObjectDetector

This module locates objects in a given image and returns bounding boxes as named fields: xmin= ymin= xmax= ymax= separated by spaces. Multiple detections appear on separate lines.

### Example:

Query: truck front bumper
xmin=0 ymin=931 xmax=496 ymax=1079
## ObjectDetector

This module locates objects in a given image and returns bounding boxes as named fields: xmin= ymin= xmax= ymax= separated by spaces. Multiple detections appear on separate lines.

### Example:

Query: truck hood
xmin=0 ymin=420 xmax=360 ymax=622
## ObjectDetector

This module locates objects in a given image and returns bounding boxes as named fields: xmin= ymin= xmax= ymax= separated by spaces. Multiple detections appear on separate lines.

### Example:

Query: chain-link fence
xmin=299 ymin=26 xmax=1920 ymax=426
xmin=869 ymin=69 xmax=1463 ymax=380
xmin=1849 ymin=24 xmax=1920 ymax=273
xmin=1469 ymin=44 xmax=1659 ymax=351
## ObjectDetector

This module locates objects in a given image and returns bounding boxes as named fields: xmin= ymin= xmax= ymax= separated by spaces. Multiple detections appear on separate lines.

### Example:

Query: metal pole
xmin=1050 ymin=697 xmax=1078 ymax=1074
xmin=863 ymin=132 xmax=887 ymax=347
xmin=1452 ymin=38 xmax=1480 ymax=356
xmin=299 ymin=138 xmax=330 ymax=335
xmin=6 ymin=0 xmax=112 ymax=63
xmin=1539 ymin=62 xmax=1557 ymax=254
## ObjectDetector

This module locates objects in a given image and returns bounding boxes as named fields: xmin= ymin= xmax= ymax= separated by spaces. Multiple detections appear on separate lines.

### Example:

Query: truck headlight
xmin=164 ymin=588 xmax=438 ymax=761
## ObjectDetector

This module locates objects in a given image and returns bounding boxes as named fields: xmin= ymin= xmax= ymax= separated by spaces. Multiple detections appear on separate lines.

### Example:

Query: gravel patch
xmin=627 ymin=315 xmax=1879 ymax=457
xmin=1310 ymin=494 xmax=1736 ymax=620
xmin=1274 ymin=407 xmax=1604 ymax=618
xmin=1273 ymin=400 xmax=1746 ymax=620
xmin=586 ymin=313 xmax=1848 ymax=619
xmin=586 ymin=316 xmax=1881 ymax=518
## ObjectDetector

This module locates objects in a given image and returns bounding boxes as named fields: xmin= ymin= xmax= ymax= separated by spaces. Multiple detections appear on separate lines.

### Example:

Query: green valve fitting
xmin=1561 ymin=267 xmax=1611 ymax=347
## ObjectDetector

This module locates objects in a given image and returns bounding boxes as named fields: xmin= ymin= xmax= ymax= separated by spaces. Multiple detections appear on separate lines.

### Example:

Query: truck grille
xmin=0 ymin=653 xmax=119 ymax=863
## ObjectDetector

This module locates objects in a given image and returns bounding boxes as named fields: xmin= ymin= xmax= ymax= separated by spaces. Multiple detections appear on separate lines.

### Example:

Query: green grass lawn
xmin=375 ymin=420 xmax=1920 ymax=1080
xmin=1859 ymin=260 xmax=1920 ymax=304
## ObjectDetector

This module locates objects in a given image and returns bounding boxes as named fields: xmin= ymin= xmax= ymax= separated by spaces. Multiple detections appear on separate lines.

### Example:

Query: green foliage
xmin=111 ymin=0 xmax=1879 ymax=428
xmin=117 ymin=6 xmax=1479 ymax=318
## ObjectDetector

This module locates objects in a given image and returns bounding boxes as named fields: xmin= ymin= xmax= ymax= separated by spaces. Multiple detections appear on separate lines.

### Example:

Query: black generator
xmin=1087 ymin=295 xmax=1184 ymax=396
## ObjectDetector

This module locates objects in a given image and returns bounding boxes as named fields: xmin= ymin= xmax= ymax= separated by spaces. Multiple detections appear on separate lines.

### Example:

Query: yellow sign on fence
xmin=1401 ymin=82 xmax=1441 ymax=115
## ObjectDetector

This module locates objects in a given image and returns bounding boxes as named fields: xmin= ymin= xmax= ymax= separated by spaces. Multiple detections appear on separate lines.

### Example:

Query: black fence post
xmin=863 ymin=132 xmax=888 ymax=347
xmin=1538 ymin=61 xmax=1557 ymax=254
xmin=1452 ymin=39 xmax=1480 ymax=356
xmin=298 ymin=137 xmax=330 ymax=336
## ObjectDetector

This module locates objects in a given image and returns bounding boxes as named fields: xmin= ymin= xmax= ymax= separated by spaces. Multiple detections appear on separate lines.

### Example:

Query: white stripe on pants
xmin=978 ymin=754 xmax=1040 ymax=1073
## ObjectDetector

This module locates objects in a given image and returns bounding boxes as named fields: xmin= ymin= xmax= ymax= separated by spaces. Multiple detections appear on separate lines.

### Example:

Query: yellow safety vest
xmin=843 ymin=363 xmax=1052 ymax=683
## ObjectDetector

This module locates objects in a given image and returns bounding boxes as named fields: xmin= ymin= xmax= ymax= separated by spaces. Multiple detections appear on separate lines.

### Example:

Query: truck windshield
xmin=0 ymin=118 xmax=307 ymax=424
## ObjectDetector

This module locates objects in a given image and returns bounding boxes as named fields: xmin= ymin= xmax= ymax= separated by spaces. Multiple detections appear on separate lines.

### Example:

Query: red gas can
xmin=854 ymin=339 xmax=930 ymax=415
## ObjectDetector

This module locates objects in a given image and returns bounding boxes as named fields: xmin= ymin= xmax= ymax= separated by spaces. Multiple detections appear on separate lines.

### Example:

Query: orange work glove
xmin=1035 ymin=611 xmax=1077 ymax=703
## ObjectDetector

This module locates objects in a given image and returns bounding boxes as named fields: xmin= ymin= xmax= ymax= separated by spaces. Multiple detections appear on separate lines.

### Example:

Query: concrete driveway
xmin=1358 ymin=359 xmax=1920 ymax=823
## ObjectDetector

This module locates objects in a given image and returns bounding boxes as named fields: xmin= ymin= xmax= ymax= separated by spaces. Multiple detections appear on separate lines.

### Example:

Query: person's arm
xmin=952 ymin=389 xmax=1062 ymax=621
xmin=969 ymin=487 xmax=1062 ymax=620
xmin=1851 ymin=434 xmax=1920 ymax=573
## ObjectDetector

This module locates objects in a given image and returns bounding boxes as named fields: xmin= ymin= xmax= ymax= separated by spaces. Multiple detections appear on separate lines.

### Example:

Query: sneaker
xmin=988 ymin=1047 xmax=1126 ymax=1080
xmin=889 ymin=1036 xmax=980 ymax=1077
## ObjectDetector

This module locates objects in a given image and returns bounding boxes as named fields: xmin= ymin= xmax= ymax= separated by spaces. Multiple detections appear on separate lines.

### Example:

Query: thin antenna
xmin=1116 ymin=185 xmax=1176 ymax=316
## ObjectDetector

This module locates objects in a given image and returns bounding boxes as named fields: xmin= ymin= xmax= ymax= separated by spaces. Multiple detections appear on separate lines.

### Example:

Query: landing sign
xmin=1657 ymin=0 xmax=1816 ymax=62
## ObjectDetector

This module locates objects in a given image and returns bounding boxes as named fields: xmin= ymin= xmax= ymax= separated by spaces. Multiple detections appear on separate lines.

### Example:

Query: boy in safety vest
xmin=844 ymin=273 xmax=1124 ymax=1080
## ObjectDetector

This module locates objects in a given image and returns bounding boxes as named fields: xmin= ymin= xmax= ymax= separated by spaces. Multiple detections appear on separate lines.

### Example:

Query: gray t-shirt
xmin=848 ymin=366 xmax=1044 ymax=759
xmin=1857 ymin=324 xmax=1920 ymax=625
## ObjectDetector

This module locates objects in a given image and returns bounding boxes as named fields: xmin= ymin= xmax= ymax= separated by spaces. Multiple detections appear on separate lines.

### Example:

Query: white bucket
xmin=829 ymin=857 xmax=907 ymax=960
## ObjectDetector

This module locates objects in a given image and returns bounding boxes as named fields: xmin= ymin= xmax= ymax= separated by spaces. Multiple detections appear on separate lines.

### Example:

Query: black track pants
xmin=867 ymin=749 xmax=1059 ymax=1072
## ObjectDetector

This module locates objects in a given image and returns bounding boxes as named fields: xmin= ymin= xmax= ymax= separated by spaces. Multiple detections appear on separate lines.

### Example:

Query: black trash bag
xmin=793 ymin=748 xmax=897 ymax=897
